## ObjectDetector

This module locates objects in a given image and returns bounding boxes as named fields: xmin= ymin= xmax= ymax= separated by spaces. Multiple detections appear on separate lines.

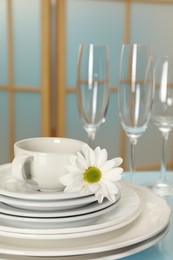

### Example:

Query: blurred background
xmin=0 ymin=0 xmax=173 ymax=171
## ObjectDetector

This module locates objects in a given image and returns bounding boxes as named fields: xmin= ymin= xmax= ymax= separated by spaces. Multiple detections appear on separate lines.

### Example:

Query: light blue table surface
xmin=121 ymin=171 xmax=173 ymax=260
xmin=0 ymin=171 xmax=172 ymax=260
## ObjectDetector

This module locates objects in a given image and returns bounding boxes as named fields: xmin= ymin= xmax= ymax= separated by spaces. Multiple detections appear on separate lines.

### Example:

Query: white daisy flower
xmin=60 ymin=144 xmax=123 ymax=203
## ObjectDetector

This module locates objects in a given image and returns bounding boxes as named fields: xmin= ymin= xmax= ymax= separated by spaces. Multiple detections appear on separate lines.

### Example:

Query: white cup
xmin=11 ymin=137 xmax=84 ymax=191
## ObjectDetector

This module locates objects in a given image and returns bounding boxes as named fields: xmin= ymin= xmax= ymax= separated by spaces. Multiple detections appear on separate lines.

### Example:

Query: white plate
xmin=0 ymin=225 xmax=169 ymax=260
xmin=0 ymin=193 xmax=98 ymax=211
xmin=0 ymin=164 xmax=93 ymax=200
xmin=0 ymin=205 xmax=141 ymax=239
xmin=0 ymin=198 xmax=115 ymax=218
xmin=0 ymin=201 xmax=119 ymax=229
xmin=0 ymin=183 xmax=141 ymax=234
xmin=0 ymin=184 xmax=170 ymax=256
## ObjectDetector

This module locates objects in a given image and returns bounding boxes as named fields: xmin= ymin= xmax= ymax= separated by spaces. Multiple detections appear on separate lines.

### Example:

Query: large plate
xmin=0 ymin=224 xmax=169 ymax=260
xmin=0 ymin=184 xmax=170 ymax=256
xmin=0 ymin=183 xmax=141 ymax=234
xmin=0 ymin=164 xmax=93 ymax=200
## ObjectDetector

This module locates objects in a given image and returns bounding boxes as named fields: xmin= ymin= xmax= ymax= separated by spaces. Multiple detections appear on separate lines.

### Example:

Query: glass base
xmin=147 ymin=182 xmax=173 ymax=197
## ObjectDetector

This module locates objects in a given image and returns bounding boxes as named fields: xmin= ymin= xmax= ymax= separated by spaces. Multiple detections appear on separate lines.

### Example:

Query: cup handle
xmin=11 ymin=155 xmax=33 ymax=183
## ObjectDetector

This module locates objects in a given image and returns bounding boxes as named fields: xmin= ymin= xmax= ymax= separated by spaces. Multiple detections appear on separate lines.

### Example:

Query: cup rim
xmin=14 ymin=137 xmax=84 ymax=153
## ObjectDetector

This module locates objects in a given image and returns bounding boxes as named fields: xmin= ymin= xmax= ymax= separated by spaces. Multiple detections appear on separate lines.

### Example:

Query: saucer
xmin=0 ymin=164 xmax=93 ymax=200
xmin=0 ymin=193 xmax=98 ymax=211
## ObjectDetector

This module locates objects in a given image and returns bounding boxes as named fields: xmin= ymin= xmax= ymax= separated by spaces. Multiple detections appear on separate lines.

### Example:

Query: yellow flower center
xmin=84 ymin=166 xmax=102 ymax=183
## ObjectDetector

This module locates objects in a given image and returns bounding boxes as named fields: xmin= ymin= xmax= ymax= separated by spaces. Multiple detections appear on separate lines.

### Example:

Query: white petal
xmin=63 ymin=176 xmax=84 ymax=192
xmin=95 ymin=192 xmax=104 ymax=203
xmin=103 ymin=168 xmax=123 ymax=181
xmin=80 ymin=184 xmax=92 ymax=195
xmin=68 ymin=179 xmax=84 ymax=190
xmin=94 ymin=147 xmax=101 ymax=166
xmin=115 ymin=168 xmax=124 ymax=177
xmin=59 ymin=175 xmax=70 ymax=186
xmin=68 ymin=155 xmax=77 ymax=166
xmin=101 ymin=158 xmax=123 ymax=172
xmin=76 ymin=151 xmax=86 ymax=161
xmin=80 ymin=145 xmax=89 ymax=165
xmin=65 ymin=165 xmax=81 ymax=174
xmin=114 ymin=157 xmax=123 ymax=167
xmin=96 ymin=148 xmax=108 ymax=167
xmin=81 ymin=144 xmax=90 ymax=157
xmin=59 ymin=173 xmax=77 ymax=185
xmin=100 ymin=158 xmax=116 ymax=172
xmin=87 ymin=183 xmax=99 ymax=193
xmin=84 ymin=145 xmax=95 ymax=166
xmin=98 ymin=181 xmax=108 ymax=197
xmin=106 ymin=193 xmax=116 ymax=203
xmin=64 ymin=186 xmax=80 ymax=193
xmin=103 ymin=179 xmax=118 ymax=194
xmin=76 ymin=156 xmax=88 ymax=171
xmin=60 ymin=172 xmax=81 ymax=186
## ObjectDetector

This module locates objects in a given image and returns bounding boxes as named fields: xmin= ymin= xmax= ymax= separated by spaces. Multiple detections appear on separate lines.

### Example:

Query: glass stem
xmin=88 ymin=130 xmax=96 ymax=149
xmin=129 ymin=138 xmax=137 ymax=182
xmin=160 ymin=131 xmax=169 ymax=183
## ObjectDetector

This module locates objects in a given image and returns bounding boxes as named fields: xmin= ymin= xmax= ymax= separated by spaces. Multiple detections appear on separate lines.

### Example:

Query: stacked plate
xmin=0 ymin=164 xmax=121 ymax=229
xmin=0 ymin=163 xmax=171 ymax=259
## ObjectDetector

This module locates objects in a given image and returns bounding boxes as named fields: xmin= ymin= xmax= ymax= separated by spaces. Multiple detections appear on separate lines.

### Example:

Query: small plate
xmin=0 ymin=198 xmax=116 ymax=218
xmin=0 ymin=201 xmax=119 ymax=229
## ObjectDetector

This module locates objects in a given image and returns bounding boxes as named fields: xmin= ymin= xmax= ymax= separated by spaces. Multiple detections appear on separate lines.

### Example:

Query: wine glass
xmin=76 ymin=44 xmax=110 ymax=148
xmin=150 ymin=56 xmax=173 ymax=196
xmin=118 ymin=44 xmax=154 ymax=182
